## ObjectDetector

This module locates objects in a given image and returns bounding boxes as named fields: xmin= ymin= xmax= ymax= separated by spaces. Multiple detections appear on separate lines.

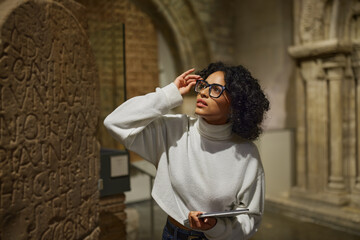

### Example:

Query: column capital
xmin=288 ymin=39 xmax=352 ymax=60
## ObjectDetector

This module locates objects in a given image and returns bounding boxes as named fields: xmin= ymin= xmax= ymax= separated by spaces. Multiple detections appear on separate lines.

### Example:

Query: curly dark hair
xmin=196 ymin=62 xmax=270 ymax=140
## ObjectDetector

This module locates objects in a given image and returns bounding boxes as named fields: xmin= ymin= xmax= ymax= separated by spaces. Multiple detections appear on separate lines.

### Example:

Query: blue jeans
xmin=162 ymin=219 xmax=208 ymax=240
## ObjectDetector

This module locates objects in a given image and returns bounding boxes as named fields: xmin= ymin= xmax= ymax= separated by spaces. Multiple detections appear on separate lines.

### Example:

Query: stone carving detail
xmin=294 ymin=53 xmax=353 ymax=204
xmin=0 ymin=1 xmax=100 ymax=239
xmin=291 ymin=0 xmax=360 ymax=210
xmin=299 ymin=0 xmax=336 ymax=43
xmin=351 ymin=6 xmax=360 ymax=195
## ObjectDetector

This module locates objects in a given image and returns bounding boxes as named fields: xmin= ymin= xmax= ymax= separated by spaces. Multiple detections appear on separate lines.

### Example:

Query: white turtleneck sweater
xmin=104 ymin=83 xmax=264 ymax=240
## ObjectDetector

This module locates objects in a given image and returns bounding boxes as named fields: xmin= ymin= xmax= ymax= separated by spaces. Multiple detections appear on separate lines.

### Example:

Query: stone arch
xmin=343 ymin=1 xmax=360 ymax=41
xmin=131 ymin=0 xmax=212 ymax=72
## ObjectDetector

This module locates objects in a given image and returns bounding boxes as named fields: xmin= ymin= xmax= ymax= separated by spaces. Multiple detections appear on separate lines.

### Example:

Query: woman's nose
xmin=199 ymin=87 xmax=209 ymax=98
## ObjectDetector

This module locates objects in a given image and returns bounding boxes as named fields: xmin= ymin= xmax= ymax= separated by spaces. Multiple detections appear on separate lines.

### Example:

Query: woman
xmin=104 ymin=62 xmax=269 ymax=239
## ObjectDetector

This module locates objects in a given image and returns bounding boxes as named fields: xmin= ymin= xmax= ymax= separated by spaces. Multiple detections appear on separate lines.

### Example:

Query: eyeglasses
xmin=194 ymin=80 xmax=227 ymax=98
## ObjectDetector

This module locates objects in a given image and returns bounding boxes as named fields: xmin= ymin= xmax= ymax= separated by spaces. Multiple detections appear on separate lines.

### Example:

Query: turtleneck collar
xmin=195 ymin=116 xmax=233 ymax=140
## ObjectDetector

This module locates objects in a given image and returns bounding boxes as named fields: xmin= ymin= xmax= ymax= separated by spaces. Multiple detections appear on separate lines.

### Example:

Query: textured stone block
xmin=0 ymin=0 xmax=100 ymax=239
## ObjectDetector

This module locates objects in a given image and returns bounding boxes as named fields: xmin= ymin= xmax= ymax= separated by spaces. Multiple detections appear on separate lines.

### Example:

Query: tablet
xmin=198 ymin=209 xmax=249 ymax=218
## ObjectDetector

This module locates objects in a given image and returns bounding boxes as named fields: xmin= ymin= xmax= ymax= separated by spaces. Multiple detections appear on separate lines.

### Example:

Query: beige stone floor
xmin=126 ymin=200 xmax=360 ymax=240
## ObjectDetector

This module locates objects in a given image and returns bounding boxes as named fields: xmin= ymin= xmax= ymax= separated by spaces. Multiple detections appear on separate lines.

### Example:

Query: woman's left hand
xmin=188 ymin=211 xmax=217 ymax=230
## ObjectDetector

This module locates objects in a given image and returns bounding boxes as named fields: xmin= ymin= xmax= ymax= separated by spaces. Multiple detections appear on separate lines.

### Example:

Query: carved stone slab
xmin=0 ymin=0 xmax=100 ymax=239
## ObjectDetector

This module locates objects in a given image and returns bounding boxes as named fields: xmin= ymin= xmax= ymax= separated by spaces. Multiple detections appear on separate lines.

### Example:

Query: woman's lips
xmin=196 ymin=99 xmax=207 ymax=107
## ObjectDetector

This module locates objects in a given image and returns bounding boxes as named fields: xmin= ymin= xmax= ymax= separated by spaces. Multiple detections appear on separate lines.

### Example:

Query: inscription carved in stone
xmin=0 ymin=1 xmax=100 ymax=239
xmin=299 ymin=0 xmax=327 ymax=43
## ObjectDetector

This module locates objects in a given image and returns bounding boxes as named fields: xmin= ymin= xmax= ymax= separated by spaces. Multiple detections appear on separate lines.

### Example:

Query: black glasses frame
xmin=194 ymin=79 xmax=227 ymax=98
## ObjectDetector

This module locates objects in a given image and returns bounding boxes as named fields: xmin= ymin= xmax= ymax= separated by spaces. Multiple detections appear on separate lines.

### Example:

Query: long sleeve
xmin=104 ymin=82 xmax=265 ymax=240
xmin=103 ymin=83 xmax=183 ymax=165
xmin=203 ymin=160 xmax=265 ymax=240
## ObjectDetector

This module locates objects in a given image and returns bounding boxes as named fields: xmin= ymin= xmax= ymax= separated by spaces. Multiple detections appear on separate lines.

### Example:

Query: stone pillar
xmin=0 ymin=0 xmax=100 ymax=239
xmin=266 ymin=0 xmax=360 ymax=234
xmin=325 ymin=57 xmax=346 ymax=192
xmin=289 ymin=40 xmax=352 ymax=205
xmin=301 ymin=59 xmax=329 ymax=193
xmin=294 ymin=63 xmax=307 ymax=190
xmin=355 ymin=76 xmax=360 ymax=205
xmin=352 ymin=45 xmax=360 ymax=207
xmin=350 ymin=9 xmax=360 ymax=207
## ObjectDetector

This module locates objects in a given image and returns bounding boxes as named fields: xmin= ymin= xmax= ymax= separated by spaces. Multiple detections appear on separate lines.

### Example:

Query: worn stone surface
xmin=234 ymin=0 xmax=294 ymax=129
xmin=0 ymin=0 xmax=100 ymax=239
xmin=131 ymin=0 xmax=211 ymax=71
xmin=275 ymin=0 xmax=360 ymax=234
xmin=77 ymin=1 xmax=160 ymax=238
xmin=155 ymin=0 xmax=210 ymax=69
xmin=191 ymin=0 xmax=235 ymax=64
xmin=289 ymin=0 xmax=360 ymax=205
xmin=79 ymin=0 xmax=159 ymax=151
xmin=99 ymin=194 xmax=127 ymax=240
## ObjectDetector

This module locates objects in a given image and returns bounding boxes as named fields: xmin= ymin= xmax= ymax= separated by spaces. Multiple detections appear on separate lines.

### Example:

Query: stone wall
xmin=79 ymin=0 xmax=159 ymax=150
xmin=0 ymin=0 xmax=100 ymax=239
xmin=77 ymin=0 xmax=161 ymax=239
xmin=131 ymin=0 xmax=212 ymax=71
xmin=191 ymin=0 xmax=236 ymax=64
xmin=234 ymin=0 xmax=294 ymax=129
xmin=289 ymin=0 xmax=358 ymax=205
xmin=267 ymin=0 xmax=360 ymax=235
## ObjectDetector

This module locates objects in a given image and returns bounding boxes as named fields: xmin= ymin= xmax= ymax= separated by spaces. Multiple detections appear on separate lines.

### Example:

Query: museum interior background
xmin=1 ymin=0 xmax=360 ymax=239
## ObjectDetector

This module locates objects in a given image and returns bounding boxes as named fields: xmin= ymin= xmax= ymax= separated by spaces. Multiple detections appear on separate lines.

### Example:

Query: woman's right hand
xmin=188 ymin=211 xmax=217 ymax=231
xmin=174 ymin=68 xmax=202 ymax=96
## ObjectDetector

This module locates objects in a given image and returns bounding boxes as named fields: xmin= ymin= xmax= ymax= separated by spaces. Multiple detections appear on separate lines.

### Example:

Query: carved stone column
xmin=294 ymin=66 xmax=307 ymax=190
xmin=266 ymin=0 xmax=360 ymax=234
xmin=302 ymin=59 xmax=329 ymax=193
xmin=352 ymin=45 xmax=360 ymax=207
xmin=323 ymin=56 xmax=347 ymax=194
xmin=355 ymin=71 xmax=360 ymax=204
xmin=289 ymin=41 xmax=352 ymax=205
xmin=349 ymin=5 xmax=360 ymax=207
